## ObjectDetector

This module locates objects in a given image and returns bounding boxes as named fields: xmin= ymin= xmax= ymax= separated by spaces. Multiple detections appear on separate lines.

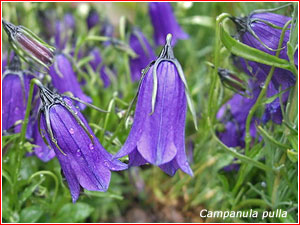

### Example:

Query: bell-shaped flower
xmin=231 ymin=9 xmax=296 ymax=93
xmin=87 ymin=9 xmax=100 ymax=30
xmin=129 ymin=28 xmax=156 ymax=82
xmin=149 ymin=2 xmax=189 ymax=46
xmin=89 ymin=48 xmax=111 ymax=88
xmin=216 ymin=82 xmax=261 ymax=147
xmin=114 ymin=34 xmax=196 ymax=176
xmin=2 ymin=55 xmax=32 ymax=133
xmin=36 ymin=84 xmax=127 ymax=202
xmin=55 ymin=14 xmax=76 ymax=50
xmin=49 ymin=54 xmax=92 ymax=109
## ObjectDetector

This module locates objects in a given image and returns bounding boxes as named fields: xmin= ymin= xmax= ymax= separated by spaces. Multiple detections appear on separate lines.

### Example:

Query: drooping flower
xmin=55 ymin=14 xmax=76 ymax=50
xmin=149 ymin=2 xmax=189 ymax=46
xmin=216 ymin=81 xmax=261 ymax=148
xmin=114 ymin=34 xmax=193 ymax=176
xmin=129 ymin=28 xmax=156 ymax=82
xmin=89 ymin=48 xmax=111 ymax=88
xmin=49 ymin=54 xmax=92 ymax=109
xmin=2 ymin=19 xmax=55 ymax=69
xmin=31 ymin=118 xmax=56 ymax=162
xmin=229 ymin=8 xmax=298 ymax=125
xmin=37 ymin=84 xmax=127 ymax=202
xmin=232 ymin=11 xmax=296 ymax=88
xmin=87 ymin=9 xmax=100 ymax=30
xmin=2 ymin=55 xmax=32 ymax=134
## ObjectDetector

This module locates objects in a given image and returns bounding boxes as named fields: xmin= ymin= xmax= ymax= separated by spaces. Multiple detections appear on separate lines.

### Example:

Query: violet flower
xmin=31 ymin=119 xmax=56 ymax=162
xmin=2 ymin=55 xmax=32 ymax=133
xmin=114 ymin=34 xmax=193 ymax=176
xmin=49 ymin=54 xmax=92 ymax=109
xmin=129 ymin=28 xmax=156 ymax=82
xmin=231 ymin=11 xmax=296 ymax=111
xmin=87 ymin=9 xmax=100 ymax=30
xmin=216 ymin=83 xmax=260 ymax=148
xmin=149 ymin=2 xmax=188 ymax=46
xmin=89 ymin=48 xmax=111 ymax=88
xmin=37 ymin=84 xmax=127 ymax=202
xmin=55 ymin=14 xmax=75 ymax=50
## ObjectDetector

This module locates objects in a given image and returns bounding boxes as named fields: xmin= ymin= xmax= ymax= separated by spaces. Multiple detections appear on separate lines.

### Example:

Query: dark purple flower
xmin=64 ymin=13 xmax=75 ymax=30
xmin=232 ymin=11 xmax=296 ymax=102
xmin=2 ymin=56 xmax=32 ymax=133
xmin=149 ymin=2 xmax=188 ymax=46
xmin=49 ymin=54 xmax=92 ymax=109
xmin=89 ymin=48 xmax=111 ymax=88
xmin=87 ymin=9 xmax=100 ymax=30
xmin=114 ymin=35 xmax=193 ymax=176
xmin=100 ymin=20 xmax=114 ymax=46
xmin=216 ymin=84 xmax=260 ymax=148
xmin=2 ymin=19 xmax=55 ymax=69
xmin=129 ymin=28 xmax=156 ymax=81
xmin=32 ymin=120 xmax=56 ymax=162
xmin=37 ymin=85 xmax=127 ymax=202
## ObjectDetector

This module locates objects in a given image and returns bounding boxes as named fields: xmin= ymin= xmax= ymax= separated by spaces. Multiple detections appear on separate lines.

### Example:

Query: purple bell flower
xmin=129 ymin=28 xmax=156 ymax=82
xmin=2 ymin=55 xmax=32 ymax=133
xmin=55 ymin=14 xmax=75 ymax=50
xmin=149 ymin=2 xmax=189 ymax=46
xmin=87 ymin=9 xmax=100 ymax=30
xmin=114 ymin=34 xmax=193 ymax=176
xmin=49 ymin=54 xmax=92 ymax=109
xmin=100 ymin=20 xmax=114 ymax=46
xmin=89 ymin=48 xmax=111 ymax=88
xmin=232 ymin=11 xmax=296 ymax=102
xmin=37 ymin=84 xmax=127 ymax=202
xmin=32 ymin=119 xmax=56 ymax=162
xmin=217 ymin=84 xmax=260 ymax=148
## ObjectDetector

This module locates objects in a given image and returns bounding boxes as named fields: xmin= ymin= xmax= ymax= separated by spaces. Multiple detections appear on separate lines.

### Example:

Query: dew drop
xmin=89 ymin=143 xmax=94 ymax=150
xmin=69 ymin=128 xmax=74 ymax=134
xmin=76 ymin=149 xmax=81 ymax=157
xmin=103 ymin=160 xmax=110 ymax=167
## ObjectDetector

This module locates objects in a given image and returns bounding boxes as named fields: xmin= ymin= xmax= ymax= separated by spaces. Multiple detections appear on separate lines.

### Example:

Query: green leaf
xmin=288 ymin=3 xmax=298 ymax=50
xmin=219 ymin=25 xmax=292 ymax=71
xmin=53 ymin=203 xmax=94 ymax=223
xmin=287 ymin=149 xmax=298 ymax=163
xmin=20 ymin=206 xmax=44 ymax=223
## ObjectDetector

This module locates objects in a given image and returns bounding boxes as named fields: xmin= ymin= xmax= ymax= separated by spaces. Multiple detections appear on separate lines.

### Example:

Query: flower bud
xmin=218 ymin=68 xmax=247 ymax=94
xmin=2 ymin=19 xmax=55 ymax=69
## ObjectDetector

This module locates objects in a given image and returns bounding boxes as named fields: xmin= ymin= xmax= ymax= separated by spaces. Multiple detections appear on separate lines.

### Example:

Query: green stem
xmin=208 ymin=118 xmax=272 ymax=172
xmin=233 ymin=199 xmax=269 ymax=210
xmin=28 ymin=171 xmax=59 ymax=203
xmin=244 ymin=20 xmax=292 ymax=153
xmin=100 ymin=94 xmax=116 ymax=142
xmin=208 ymin=13 xmax=231 ymax=119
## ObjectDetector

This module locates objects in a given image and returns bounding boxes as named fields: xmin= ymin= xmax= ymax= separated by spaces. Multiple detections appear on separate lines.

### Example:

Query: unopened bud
xmin=2 ymin=19 xmax=55 ymax=70
xmin=218 ymin=68 xmax=247 ymax=94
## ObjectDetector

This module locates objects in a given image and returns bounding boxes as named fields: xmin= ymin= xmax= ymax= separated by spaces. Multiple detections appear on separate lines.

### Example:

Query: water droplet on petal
xmin=69 ymin=128 xmax=74 ymax=134
xmin=76 ymin=149 xmax=81 ymax=157
xmin=89 ymin=143 xmax=94 ymax=150
xmin=103 ymin=160 xmax=109 ymax=167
